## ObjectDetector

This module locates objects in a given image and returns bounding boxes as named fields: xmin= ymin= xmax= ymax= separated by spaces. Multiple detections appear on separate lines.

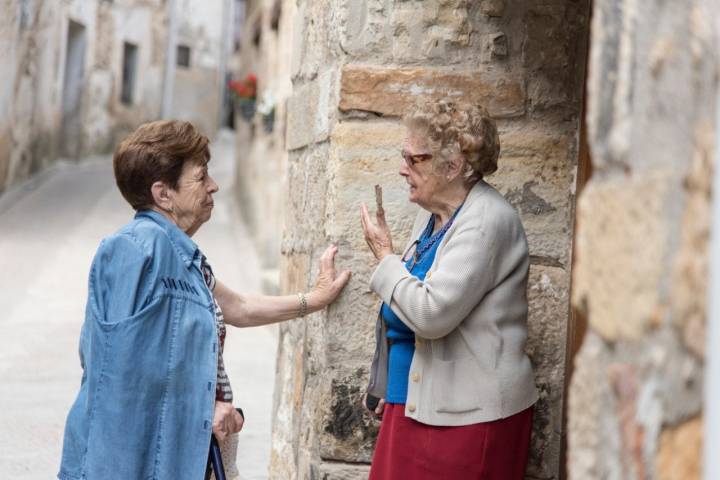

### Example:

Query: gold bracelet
xmin=297 ymin=292 xmax=308 ymax=317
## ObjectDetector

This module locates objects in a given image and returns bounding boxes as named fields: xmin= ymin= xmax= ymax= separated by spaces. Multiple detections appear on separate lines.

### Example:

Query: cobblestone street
xmin=0 ymin=131 xmax=277 ymax=479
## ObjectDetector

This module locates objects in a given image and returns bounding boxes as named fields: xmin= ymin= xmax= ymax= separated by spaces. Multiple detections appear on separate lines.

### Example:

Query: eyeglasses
xmin=401 ymin=149 xmax=432 ymax=168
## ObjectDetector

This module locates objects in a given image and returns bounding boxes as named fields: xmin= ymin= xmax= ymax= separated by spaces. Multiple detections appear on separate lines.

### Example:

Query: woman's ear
xmin=151 ymin=181 xmax=173 ymax=212
xmin=445 ymin=154 xmax=465 ymax=182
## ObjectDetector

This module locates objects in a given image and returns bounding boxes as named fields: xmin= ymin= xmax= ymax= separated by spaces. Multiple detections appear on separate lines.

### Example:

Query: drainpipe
xmin=161 ymin=0 xmax=178 ymax=118
xmin=705 ymin=86 xmax=720 ymax=480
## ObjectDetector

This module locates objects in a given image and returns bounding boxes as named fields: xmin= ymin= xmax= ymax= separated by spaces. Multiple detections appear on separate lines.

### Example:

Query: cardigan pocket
xmin=432 ymin=357 xmax=486 ymax=413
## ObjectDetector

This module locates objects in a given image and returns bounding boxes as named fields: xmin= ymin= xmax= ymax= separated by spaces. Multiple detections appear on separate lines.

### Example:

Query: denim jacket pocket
xmin=96 ymin=294 xmax=168 ymax=330
xmin=83 ymin=295 xmax=180 ymax=479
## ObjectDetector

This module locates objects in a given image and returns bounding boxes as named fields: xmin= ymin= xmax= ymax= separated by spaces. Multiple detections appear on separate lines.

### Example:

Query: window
xmin=270 ymin=1 xmax=281 ymax=31
xmin=252 ymin=21 xmax=261 ymax=47
xmin=121 ymin=42 xmax=138 ymax=105
xmin=177 ymin=45 xmax=191 ymax=68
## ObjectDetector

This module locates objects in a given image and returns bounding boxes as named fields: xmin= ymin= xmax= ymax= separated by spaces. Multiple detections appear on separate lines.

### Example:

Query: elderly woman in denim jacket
xmin=58 ymin=120 xmax=350 ymax=480
xmin=360 ymin=101 xmax=537 ymax=479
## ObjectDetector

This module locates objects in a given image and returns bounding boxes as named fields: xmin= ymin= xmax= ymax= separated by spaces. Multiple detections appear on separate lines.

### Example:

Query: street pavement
xmin=0 ymin=130 xmax=278 ymax=479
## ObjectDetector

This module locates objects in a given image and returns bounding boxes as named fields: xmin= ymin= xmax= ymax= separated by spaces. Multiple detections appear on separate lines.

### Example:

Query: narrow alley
xmin=0 ymin=131 xmax=277 ymax=480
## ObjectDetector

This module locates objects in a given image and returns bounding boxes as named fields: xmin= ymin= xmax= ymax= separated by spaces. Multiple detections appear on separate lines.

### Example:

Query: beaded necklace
xmin=408 ymin=202 xmax=464 ymax=270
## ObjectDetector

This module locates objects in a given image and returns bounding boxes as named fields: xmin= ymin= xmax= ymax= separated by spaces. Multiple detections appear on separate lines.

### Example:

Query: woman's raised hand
xmin=360 ymin=203 xmax=394 ymax=261
xmin=310 ymin=244 xmax=352 ymax=308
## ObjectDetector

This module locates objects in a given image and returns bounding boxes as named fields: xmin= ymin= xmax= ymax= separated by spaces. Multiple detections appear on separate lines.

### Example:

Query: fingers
xmin=375 ymin=398 xmax=385 ymax=416
xmin=212 ymin=420 xmax=228 ymax=441
xmin=333 ymin=269 xmax=352 ymax=289
xmin=360 ymin=203 xmax=370 ymax=236
xmin=212 ymin=401 xmax=243 ymax=440
xmin=231 ymin=409 xmax=244 ymax=433
xmin=319 ymin=244 xmax=337 ymax=276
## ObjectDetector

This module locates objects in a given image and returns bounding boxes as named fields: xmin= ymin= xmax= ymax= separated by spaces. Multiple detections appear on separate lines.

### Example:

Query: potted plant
xmin=228 ymin=73 xmax=257 ymax=121
xmin=257 ymin=90 xmax=276 ymax=133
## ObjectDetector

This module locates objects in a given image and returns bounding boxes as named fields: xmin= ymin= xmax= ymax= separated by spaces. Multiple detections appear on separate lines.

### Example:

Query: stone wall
xmin=568 ymin=1 xmax=716 ymax=478
xmin=270 ymin=1 xmax=590 ymax=478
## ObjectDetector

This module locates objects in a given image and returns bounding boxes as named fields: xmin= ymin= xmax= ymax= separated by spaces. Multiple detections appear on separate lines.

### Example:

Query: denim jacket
xmin=58 ymin=210 xmax=219 ymax=480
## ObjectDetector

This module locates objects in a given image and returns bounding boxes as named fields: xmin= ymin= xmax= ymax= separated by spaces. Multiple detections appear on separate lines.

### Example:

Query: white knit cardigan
xmin=366 ymin=179 xmax=538 ymax=425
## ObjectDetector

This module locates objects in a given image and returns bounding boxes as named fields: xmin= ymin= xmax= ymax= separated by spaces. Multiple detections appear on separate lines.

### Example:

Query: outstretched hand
xmin=310 ymin=244 xmax=352 ymax=308
xmin=360 ymin=203 xmax=394 ymax=261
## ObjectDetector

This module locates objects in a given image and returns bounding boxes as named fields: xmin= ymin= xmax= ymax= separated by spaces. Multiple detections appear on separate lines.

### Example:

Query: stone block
xmin=286 ymin=71 xmax=333 ymax=150
xmin=339 ymin=65 xmax=526 ymax=118
xmin=480 ymin=32 xmax=508 ymax=63
xmin=341 ymin=0 xmax=392 ymax=61
xmin=571 ymin=170 xmax=673 ymax=341
xmin=269 ymin=323 xmax=307 ymax=479
xmin=390 ymin=0 xmax=471 ymax=62
xmin=316 ymin=461 xmax=371 ymax=480
xmin=490 ymin=126 xmax=575 ymax=267
xmin=480 ymin=0 xmax=505 ymax=17
xmin=281 ymin=145 xmax=331 ymax=255
xmin=523 ymin=4 xmax=587 ymax=109
xmin=319 ymin=372 xmax=379 ymax=463
xmin=567 ymin=332 xmax=623 ymax=479
xmin=527 ymin=265 xmax=569 ymax=377
xmin=524 ymin=264 xmax=568 ymax=480
xmin=656 ymin=416 xmax=702 ymax=480
xmin=671 ymin=125 xmax=713 ymax=359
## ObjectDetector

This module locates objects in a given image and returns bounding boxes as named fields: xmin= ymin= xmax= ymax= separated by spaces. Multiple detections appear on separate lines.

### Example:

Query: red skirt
xmin=369 ymin=403 xmax=533 ymax=480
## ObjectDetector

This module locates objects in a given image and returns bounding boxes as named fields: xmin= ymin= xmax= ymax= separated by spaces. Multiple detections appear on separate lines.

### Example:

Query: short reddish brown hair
xmin=113 ymin=120 xmax=210 ymax=210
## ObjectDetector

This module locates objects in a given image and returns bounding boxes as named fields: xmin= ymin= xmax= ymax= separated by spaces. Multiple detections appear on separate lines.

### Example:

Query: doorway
xmin=60 ymin=20 xmax=87 ymax=159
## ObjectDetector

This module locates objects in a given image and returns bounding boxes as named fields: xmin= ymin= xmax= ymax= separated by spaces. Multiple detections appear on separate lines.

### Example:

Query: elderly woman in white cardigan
xmin=360 ymin=100 xmax=538 ymax=480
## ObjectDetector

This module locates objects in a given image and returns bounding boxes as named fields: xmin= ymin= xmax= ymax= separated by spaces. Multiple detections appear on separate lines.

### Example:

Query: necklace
xmin=408 ymin=202 xmax=464 ymax=270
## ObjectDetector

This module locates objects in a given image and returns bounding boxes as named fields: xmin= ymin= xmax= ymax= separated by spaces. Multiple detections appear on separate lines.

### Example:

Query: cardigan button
xmin=411 ymin=372 xmax=420 ymax=382
xmin=426 ymin=271 xmax=432 ymax=280
xmin=408 ymin=404 xmax=416 ymax=413
xmin=415 ymin=338 xmax=424 ymax=347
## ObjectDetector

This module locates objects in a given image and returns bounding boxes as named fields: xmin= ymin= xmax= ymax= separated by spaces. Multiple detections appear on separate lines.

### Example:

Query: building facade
xmin=0 ymin=0 xmax=228 ymax=194
xmin=231 ymin=0 xmax=295 ymax=289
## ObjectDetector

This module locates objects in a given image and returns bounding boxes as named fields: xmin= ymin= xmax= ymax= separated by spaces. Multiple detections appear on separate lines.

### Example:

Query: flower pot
xmin=237 ymin=99 xmax=256 ymax=121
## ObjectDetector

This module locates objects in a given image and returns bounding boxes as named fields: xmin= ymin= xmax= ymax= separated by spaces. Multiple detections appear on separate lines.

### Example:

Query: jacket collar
xmin=135 ymin=209 xmax=200 ymax=269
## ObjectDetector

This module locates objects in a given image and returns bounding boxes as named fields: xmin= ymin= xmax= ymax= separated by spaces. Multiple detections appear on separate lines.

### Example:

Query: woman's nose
xmin=208 ymin=176 xmax=219 ymax=193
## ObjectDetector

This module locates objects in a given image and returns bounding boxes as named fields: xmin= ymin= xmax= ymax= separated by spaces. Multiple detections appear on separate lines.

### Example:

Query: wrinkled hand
xmin=310 ymin=244 xmax=352 ymax=309
xmin=360 ymin=203 xmax=393 ymax=261
xmin=362 ymin=393 xmax=386 ymax=418
xmin=212 ymin=401 xmax=244 ymax=441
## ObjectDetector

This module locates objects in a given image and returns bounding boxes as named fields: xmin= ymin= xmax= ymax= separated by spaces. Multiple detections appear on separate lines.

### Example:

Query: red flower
xmin=228 ymin=73 xmax=258 ymax=100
